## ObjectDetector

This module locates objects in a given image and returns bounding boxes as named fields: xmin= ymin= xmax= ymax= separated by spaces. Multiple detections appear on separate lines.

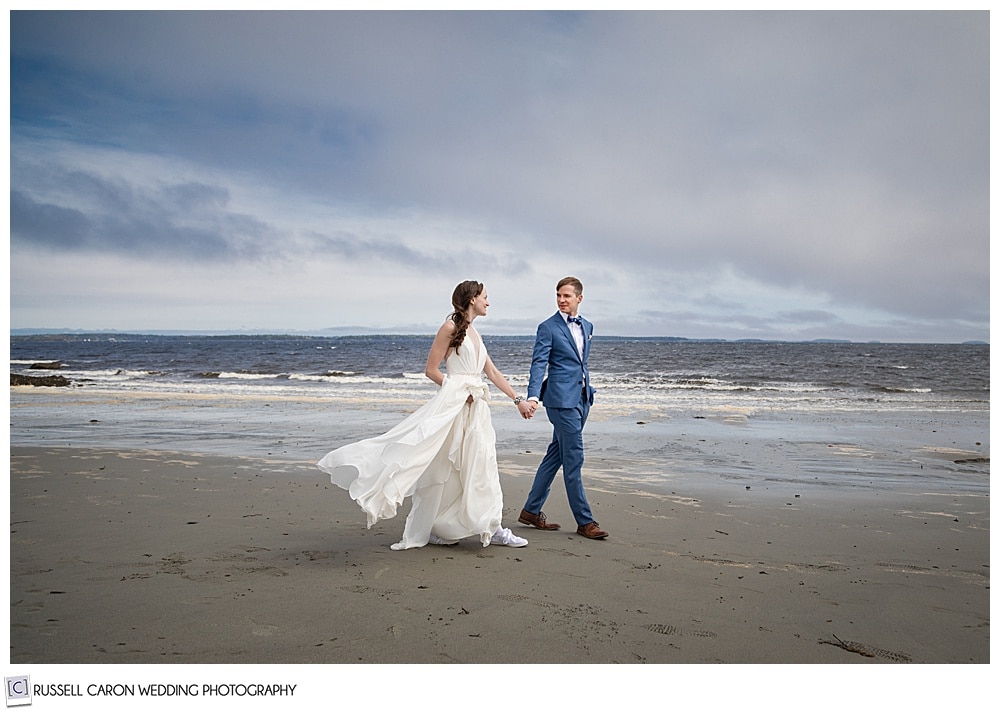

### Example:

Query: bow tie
xmin=567 ymin=316 xmax=582 ymax=325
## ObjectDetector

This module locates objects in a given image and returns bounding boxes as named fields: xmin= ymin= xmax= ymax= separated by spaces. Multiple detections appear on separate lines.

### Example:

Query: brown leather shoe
xmin=518 ymin=509 xmax=561 ymax=530
xmin=577 ymin=522 xmax=609 ymax=539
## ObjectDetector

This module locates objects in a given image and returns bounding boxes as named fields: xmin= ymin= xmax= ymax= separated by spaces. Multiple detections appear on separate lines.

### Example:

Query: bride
xmin=317 ymin=280 xmax=536 ymax=550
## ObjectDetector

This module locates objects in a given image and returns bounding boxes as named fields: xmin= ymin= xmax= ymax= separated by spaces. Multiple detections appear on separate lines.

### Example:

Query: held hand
xmin=516 ymin=400 xmax=534 ymax=419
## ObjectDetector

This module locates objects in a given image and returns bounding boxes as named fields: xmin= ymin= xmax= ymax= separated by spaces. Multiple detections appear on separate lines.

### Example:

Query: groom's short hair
xmin=557 ymin=276 xmax=583 ymax=296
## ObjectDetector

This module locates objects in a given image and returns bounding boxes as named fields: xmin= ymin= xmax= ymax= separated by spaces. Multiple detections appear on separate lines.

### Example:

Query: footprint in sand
xmin=646 ymin=623 xmax=717 ymax=638
xmin=248 ymin=618 xmax=279 ymax=637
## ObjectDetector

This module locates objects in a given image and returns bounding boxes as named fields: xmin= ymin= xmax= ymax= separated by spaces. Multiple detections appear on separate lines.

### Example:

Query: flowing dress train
xmin=317 ymin=327 xmax=503 ymax=549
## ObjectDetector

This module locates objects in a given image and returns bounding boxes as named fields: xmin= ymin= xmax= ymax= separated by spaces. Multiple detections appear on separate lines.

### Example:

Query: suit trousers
xmin=524 ymin=394 xmax=594 ymax=526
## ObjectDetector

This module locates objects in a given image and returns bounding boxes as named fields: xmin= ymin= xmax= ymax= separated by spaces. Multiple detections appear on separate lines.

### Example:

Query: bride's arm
xmin=483 ymin=355 xmax=518 ymax=400
xmin=484 ymin=354 xmax=535 ymax=418
xmin=425 ymin=321 xmax=454 ymax=386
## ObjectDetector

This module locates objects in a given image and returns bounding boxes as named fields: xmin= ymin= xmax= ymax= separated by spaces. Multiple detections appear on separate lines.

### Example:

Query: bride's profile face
xmin=470 ymin=290 xmax=489 ymax=318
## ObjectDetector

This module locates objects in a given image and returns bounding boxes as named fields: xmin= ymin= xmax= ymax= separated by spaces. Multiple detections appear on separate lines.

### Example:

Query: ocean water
xmin=9 ymin=334 xmax=988 ymax=413
xmin=9 ymin=334 xmax=990 ymax=495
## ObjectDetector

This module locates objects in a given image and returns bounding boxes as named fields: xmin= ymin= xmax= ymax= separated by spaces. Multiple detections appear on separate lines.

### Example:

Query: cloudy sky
xmin=8 ymin=10 xmax=990 ymax=342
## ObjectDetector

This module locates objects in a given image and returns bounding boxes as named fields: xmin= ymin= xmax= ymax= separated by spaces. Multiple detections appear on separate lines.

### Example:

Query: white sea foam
xmin=215 ymin=372 xmax=285 ymax=380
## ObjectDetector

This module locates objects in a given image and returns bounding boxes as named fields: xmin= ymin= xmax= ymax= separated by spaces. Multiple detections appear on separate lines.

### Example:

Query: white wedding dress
xmin=317 ymin=326 xmax=503 ymax=549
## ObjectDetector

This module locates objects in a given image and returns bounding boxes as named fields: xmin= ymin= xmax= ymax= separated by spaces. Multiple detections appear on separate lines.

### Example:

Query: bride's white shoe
xmin=490 ymin=527 xmax=528 ymax=547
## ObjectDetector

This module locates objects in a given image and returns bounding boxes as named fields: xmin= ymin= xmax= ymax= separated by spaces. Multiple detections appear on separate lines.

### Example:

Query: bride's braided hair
xmin=448 ymin=280 xmax=484 ymax=351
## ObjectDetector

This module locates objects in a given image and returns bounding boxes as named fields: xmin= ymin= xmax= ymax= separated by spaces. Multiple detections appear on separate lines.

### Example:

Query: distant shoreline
xmin=8 ymin=329 xmax=989 ymax=345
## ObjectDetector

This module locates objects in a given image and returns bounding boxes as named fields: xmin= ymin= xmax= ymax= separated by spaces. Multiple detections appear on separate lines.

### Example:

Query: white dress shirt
xmin=561 ymin=312 xmax=585 ymax=358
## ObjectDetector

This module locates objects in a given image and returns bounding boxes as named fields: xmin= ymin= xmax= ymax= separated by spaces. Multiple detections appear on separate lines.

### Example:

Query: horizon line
xmin=8 ymin=328 xmax=988 ymax=346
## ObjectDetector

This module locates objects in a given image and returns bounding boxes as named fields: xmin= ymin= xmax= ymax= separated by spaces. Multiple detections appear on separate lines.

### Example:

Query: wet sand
xmin=9 ymin=444 xmax=988 ymax=668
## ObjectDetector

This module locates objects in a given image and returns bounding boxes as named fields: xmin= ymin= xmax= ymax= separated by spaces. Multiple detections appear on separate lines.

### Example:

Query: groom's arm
xmin=526 ymin=321 xmax=552 ymax=401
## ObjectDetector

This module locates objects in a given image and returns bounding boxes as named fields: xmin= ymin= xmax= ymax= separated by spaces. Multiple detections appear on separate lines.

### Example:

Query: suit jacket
xmin=527 ymin=312 xmax=595 ymax=408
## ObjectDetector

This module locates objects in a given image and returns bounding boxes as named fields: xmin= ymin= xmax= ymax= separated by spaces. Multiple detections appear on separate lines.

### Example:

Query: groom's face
xmin=556 ymin=285 xmax=583 ymax=316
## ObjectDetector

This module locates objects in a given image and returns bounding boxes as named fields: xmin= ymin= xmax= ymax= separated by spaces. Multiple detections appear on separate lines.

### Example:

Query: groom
xmin=518 ymin=276 xmax=609 ymax=540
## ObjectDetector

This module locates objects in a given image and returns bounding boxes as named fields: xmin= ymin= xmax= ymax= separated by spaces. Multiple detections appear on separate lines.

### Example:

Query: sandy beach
xmin=9 ymin=442 xmax=988 ymax=668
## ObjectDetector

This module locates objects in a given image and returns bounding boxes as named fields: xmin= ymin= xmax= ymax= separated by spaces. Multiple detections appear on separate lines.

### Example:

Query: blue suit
xmin=523 ymin=312 xmax=596 ymax=526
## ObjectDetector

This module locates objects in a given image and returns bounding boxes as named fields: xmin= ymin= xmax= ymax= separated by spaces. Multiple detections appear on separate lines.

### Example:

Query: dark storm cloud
xmin=303 ymin=230 xmax=532 ymax=274
xmin=11 ymin=173 xmax=276 ymax=262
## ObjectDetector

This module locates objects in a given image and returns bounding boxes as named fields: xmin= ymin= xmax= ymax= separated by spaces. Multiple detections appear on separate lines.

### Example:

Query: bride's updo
xmin=448 ymin=280 xmax=484 ymax=351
